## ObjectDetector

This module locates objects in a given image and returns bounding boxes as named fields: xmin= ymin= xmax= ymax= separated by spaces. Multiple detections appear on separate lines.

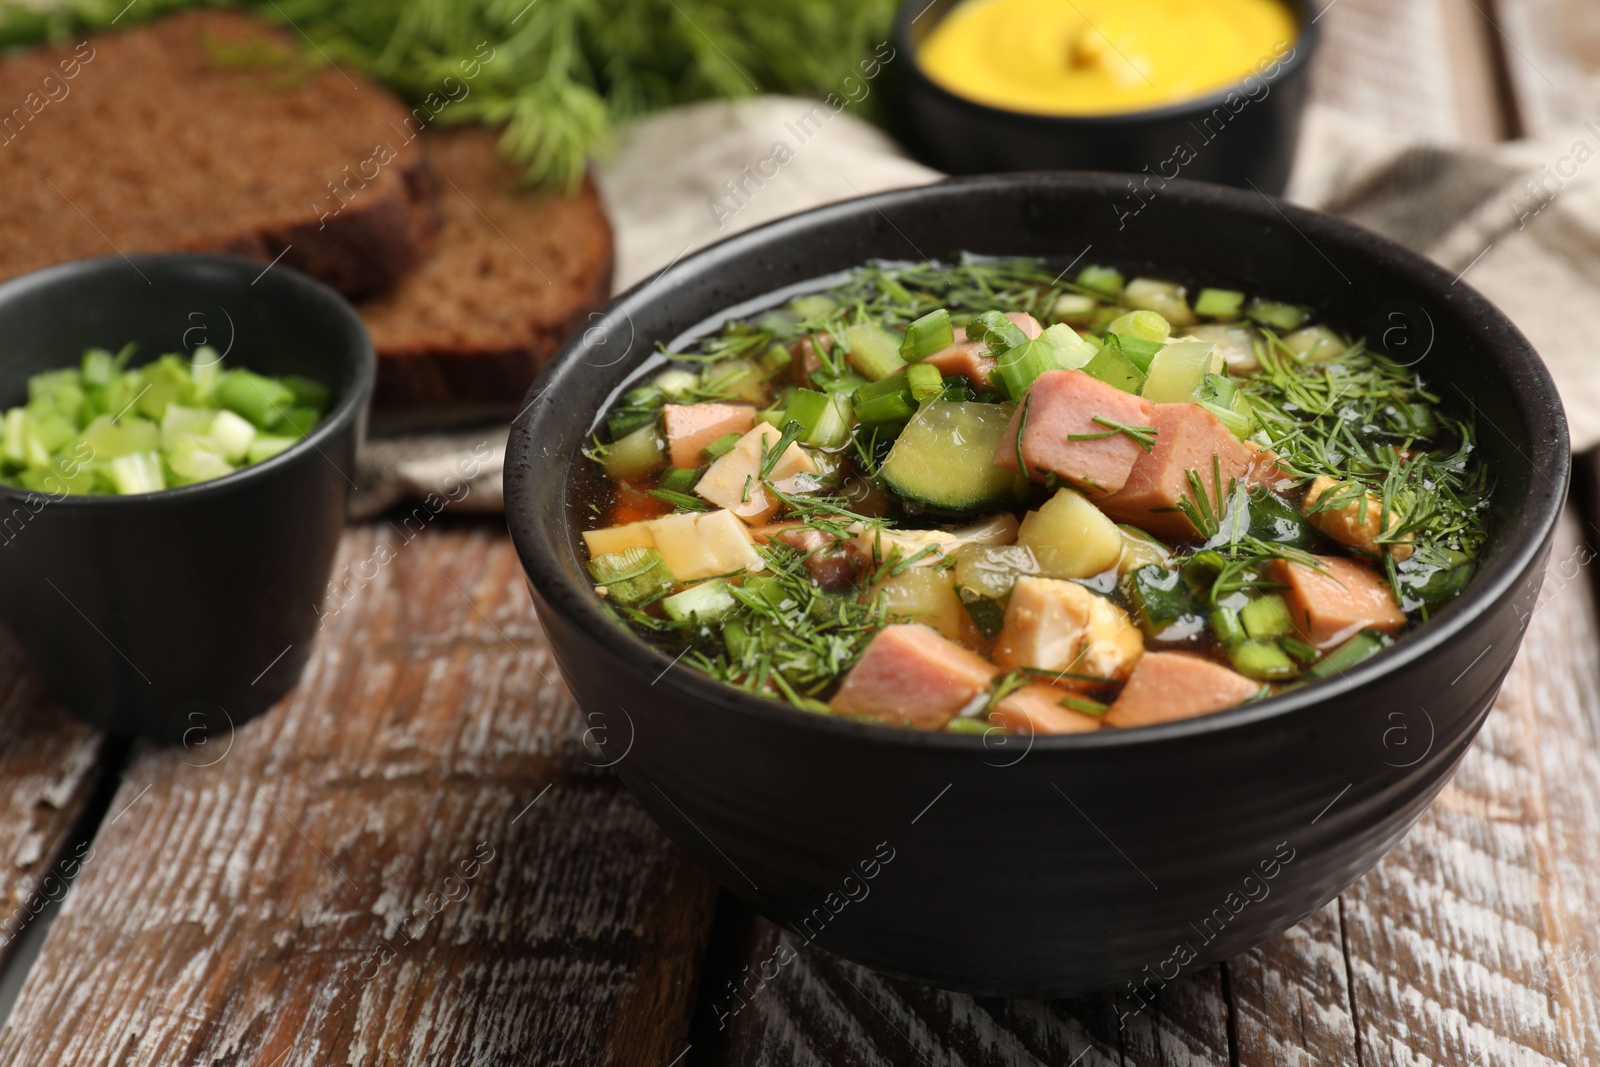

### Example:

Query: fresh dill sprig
xmin=1067 ymin=416 xmax=1159 ymax=452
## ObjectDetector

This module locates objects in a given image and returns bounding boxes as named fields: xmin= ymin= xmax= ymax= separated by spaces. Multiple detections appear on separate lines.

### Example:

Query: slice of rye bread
xmin=0 ymin=11 xmax=437 ymax=297
xmin=360 ymin=128 xmax=614 ymax=410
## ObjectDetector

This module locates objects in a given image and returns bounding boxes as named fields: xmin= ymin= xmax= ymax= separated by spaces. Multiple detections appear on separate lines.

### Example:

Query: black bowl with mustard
xmin=888 ymin=0 xmax=1318 ymax=194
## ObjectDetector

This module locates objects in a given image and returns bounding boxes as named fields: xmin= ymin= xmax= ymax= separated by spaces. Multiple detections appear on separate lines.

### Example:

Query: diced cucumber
xmin=1194 ymin=288 xmax=1245 ymax=319
xmin=900 ymin=309 xmax=954 ymax=360
xmin=1245 ymin=298 xmax=1312 ymax=332
xmin=1082 ymin=345 xmax=1146 ymax=394
xmin=1140 ymin=341 xmax=1224 ymax=403
xmin=587 ymin=546 xmax=674 ymax=604
xmin=662 ymin=579 xmax=739 ymax=624
xmin=1076 ymin=265 xmax=1125 ymax=300
xmin=1105 ymin=310 xmax=1171 ymax=343
xmin=880 ymin=401 xmax=1023 ymax=515
xmin=953 ymin=543 xmax=1039 ymax=638
xmin=1240 ymin=594 xmax=1294 ymax=639
xmin=1211 ymin=605 xmax=1247 ymax=646
xmin=1229 ymin=639 xmax=1298 ymax=681
xmin=1128 ymin=564 xmax=1200 ymax=632
xmin=1247 ymin=487 xmax=1317 ymax=547
xmin=603 ymin=422 xmax=666 ymax=481
xmin=1122 ymin=278 xmax=1196 ymax=327
xmin=843 ymin=323 xmax=906 ymax=381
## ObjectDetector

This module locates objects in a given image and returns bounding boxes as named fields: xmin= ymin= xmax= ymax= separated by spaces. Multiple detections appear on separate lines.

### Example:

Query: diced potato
xmin=1283 ymin=325 xmax=1347 ymax=362
xmin=584 ymin=520 xmax=657 ymax=557
xmin=1017 ymin=488 xmax=1122 ymax=579
xmin=695 ymin=424 xmax=819 ymax=524
xmin=649 ymin=509 xmax=764 ymax=581
xmin=853 ymin=512 xmax=1020 ymax=569
xmin=874 ymin=567 xmax=965 ymax=642
xmin=1122 ymin=278 xmax=1196 ymax=327
xmin=993 ymin=576 xmax=1144 ymax=686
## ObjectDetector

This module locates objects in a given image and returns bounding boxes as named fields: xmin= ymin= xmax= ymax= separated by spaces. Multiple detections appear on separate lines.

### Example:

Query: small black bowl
xmin=887 ymin=0 xmax=1318 ymax=194
xmin=506 ymin=174 xmax=1567 ymax=996
xmin=0 ymin=254 xmax=372 ymax=742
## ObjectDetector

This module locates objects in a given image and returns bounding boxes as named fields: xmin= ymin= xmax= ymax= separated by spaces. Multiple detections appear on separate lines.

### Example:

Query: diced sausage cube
xmin=1271 ymin=554 xmax=1406 ymax=650
xmin=1097 ymin=402 xmax=1255 ymax=541
xmin=830 ymin=623 xmax=1001 ymax=729
xmin=991 ymin=684 xmax=1102 ymax=735
xmin=1302 ymin=476 xmax=1414 ymax=561
xmin=993 ymin=576 xmax=1144 ymax=689
xmin=925 ymin=340 xmax=996 ymax=389
xmin=694 ymin=424 xmax=818 ymax=524
xmin=662 ymin=403 xmax=755 ymax=470
xmin=993 ymin=369 xmax=1157 ymax=494
xmin=1102 ymin=652 xmax=1262 ymax=728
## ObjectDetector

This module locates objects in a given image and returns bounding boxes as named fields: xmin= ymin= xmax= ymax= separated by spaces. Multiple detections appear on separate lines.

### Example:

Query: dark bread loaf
xmin=360 ymin=129 xmax=614 ymax=411
xmin=0 ymin=11 xmax=437 ymax=297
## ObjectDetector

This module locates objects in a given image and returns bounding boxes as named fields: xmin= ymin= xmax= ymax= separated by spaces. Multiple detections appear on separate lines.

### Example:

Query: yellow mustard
xmin=918 ymin=0 xmax=1298 ymax=116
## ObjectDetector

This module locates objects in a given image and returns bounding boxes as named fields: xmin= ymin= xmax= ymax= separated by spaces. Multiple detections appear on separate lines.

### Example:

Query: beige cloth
xmin=352 ymin=98 xmax=1600 ymax=516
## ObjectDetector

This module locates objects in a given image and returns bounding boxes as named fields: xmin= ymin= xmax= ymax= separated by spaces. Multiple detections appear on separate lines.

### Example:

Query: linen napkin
xmin=350 ymin=98 xmax=1600 ymax=517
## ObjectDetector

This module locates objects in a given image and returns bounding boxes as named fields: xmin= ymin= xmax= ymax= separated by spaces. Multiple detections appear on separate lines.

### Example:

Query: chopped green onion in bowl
xmin=0 ymin=344 xmax=328 ymax=495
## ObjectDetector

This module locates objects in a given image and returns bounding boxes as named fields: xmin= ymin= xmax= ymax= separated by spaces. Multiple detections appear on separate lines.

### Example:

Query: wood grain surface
xmin=0 ymin=520 xmax=719 ymax=1066
xmin=0 ymin=640 xmax=106 ymax=977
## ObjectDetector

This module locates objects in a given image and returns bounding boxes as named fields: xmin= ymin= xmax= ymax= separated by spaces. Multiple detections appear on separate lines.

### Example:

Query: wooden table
xmin=3 ymin=2 xmax=1599 ymax=1063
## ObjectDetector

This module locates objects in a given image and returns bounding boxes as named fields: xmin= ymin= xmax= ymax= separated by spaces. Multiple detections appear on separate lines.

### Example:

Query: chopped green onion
xmin=1105 ymin=310 xmax=1171 ymax=343
xmin=1194 ymin=288 xmax=1245 ymax=319
xmin=215 ymin=370 xmax=295 ymax=431
xmin=703 ymin=432 xmax=743 ymax=459
xmin=964 ymin=311 xmax=1028 ymax=355
xmin=1245 ymin=298 xmax=1312 ymax=332
xmin=1050 ymin=293 xmax=1099 ymax=325
xmin=1228 ymin=639 xmax=1298 ymax=681
xmin=782 ymin=389 xmax=853 ymax=449
xmin=1211 ymin=605 xmax=1247 ymax=646
xmin=1306 ymin=631 xmax=1388 ymax=679
xmin=853 ymin=391 xmax=917 ymax=427
xmin=108 ymin=451 xmax=165 ymax=495
xmin=1107 ymin=333 xmax=1164 ymax=374
xmin=1059 ymin=693 xmax=1108 ymax=716
xmin=906 ymin=362 xmax=944 ymax=403
xmin=900 ymin=309 xmax=954 ymax=361
xmin=994 ymin=336 xmax=1066 ymax=399
xmin=1076 ymin=265 xmax=1125 ymax=301
xmin=659 ymin=466 xmax=699 ymax=493
xmin=1081 ymin=344 xmax=1146 ymax=394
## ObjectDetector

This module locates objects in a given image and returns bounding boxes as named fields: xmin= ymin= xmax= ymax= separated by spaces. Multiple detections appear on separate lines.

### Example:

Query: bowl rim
xmin=506 ymin=171 xmax=1570 ymax=750
xmin=890 ymin=0 xmax=1320 ymax=129
xmin=0 ymin=252 xmax=374 ymax=509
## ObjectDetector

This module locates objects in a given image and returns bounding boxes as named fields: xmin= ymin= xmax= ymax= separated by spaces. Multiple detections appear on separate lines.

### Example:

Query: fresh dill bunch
xmin=0 ymin=0 xmax=899 ymax=189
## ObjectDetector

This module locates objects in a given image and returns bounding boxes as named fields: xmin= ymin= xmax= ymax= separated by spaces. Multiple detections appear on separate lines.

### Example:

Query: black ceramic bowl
xmin=506 ymin=174 xmax=1568 ymax=997
xmin=0 ymin=255 xmax=371 ymax=742
xmin=887 ymin=0 xmax=1317 ymax=194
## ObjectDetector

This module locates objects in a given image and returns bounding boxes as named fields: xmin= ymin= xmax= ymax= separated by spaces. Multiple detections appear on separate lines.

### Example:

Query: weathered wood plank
xmin=0 ymin=520 xmax=720 ymax=1066
xmin=699 ymin=914 xmax=1138 ymax=1067
xmin=1493 ymin=0 xmax=1600 ymax=136
xmin=0 ymin=636 xmax=106 ymax=976
xmin=1228 ymin=903 xmax=1360 ymax=1066
xmin=1333 ymin=511 xmax=1600 ymax=1067
xmin=1309 ymin=0 xmax=1511 ymax=142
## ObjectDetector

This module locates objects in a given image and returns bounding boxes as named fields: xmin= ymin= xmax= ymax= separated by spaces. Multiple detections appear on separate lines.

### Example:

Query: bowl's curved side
xmin=506 ymin=173 xmax=1568 ymax=994
xmin=0 ymin=254 xmax=373 ymax=738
